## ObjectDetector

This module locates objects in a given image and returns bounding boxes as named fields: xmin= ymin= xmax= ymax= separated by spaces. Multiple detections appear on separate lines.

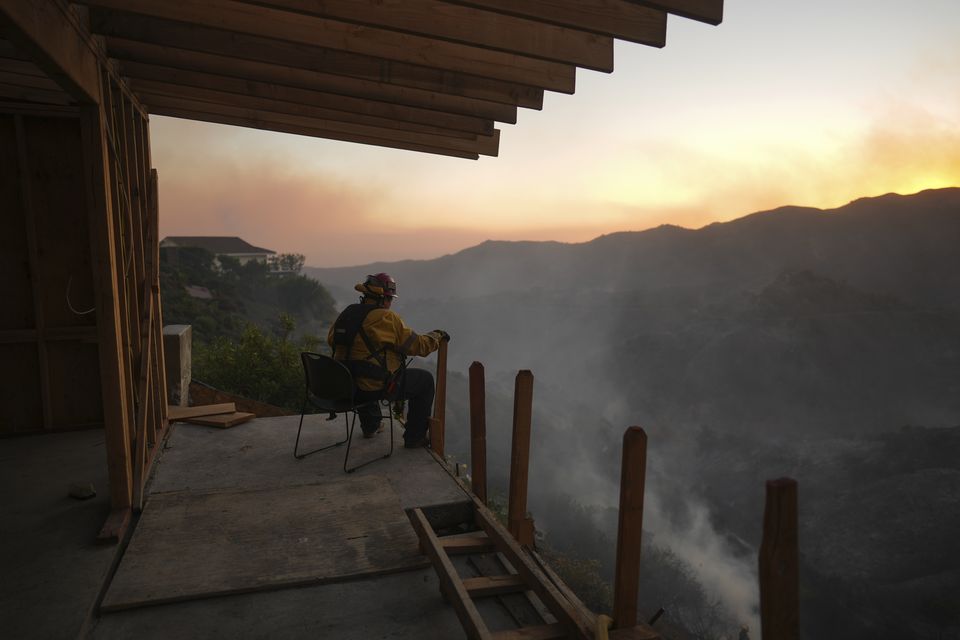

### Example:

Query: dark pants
xmin=355 ymin=368 xmax=435 ymax=445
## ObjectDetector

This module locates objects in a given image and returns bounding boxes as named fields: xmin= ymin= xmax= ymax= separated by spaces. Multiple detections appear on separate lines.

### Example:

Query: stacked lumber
xmin=167 ymin=403 xmax=254 ymax=429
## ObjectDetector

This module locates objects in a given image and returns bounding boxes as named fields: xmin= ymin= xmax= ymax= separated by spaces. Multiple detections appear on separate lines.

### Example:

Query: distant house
xmin=160 ymin=236 xmax=276 ymax=266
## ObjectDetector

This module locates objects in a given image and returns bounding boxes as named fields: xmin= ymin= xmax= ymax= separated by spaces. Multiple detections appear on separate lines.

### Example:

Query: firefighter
xmin=327 ymin=273 xmax=448 ymax=448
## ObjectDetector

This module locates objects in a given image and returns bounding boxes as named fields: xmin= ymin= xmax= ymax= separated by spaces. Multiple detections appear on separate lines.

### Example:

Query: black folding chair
xmin=292 ymin=352 xmax=394 ymax=473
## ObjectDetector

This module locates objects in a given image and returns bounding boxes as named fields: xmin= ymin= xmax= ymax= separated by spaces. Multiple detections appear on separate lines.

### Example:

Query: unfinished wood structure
xmin=0 ymin=0 xmax=724 ymax=536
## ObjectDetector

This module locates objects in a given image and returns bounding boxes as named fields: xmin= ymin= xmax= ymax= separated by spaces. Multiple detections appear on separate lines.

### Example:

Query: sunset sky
xmin=153 ymin=0 xmax=960 ymax=267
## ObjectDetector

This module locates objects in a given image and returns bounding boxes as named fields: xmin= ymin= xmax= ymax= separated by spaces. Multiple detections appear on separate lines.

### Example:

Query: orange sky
xmin=153 ymin=1 xmax=960 ymax=267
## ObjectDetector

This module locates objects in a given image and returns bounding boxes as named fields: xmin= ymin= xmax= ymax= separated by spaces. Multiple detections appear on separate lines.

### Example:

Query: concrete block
xmin=163 ymin=324 xmax=192 ymax=406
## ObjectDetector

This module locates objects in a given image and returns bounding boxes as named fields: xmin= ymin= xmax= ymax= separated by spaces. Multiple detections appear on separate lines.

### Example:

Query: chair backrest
xmin=301 ymin=352 xmax=355 ymax=412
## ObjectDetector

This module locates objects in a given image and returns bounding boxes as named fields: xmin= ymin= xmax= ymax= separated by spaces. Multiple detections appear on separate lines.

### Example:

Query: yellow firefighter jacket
xmin=327 ymin=301 xmax=442 ymax=391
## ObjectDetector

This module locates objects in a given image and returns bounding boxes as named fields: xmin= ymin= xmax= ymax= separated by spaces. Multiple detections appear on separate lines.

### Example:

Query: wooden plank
xmin=759 ymin=478 xmax=799 ymax=640
xmin=463 ymin=574 xmax=527 ymax=598
xmin=84 ymin=0 xmax=577 ymax=92
xmin=91 ymin=11 xmax=545 ymax=109
xmin=443 ymin=0 xmax=667 ymax=46
xmin=80 ymin=79 xmax=133 ymax=509
xmin=253 ymin=0 xmax=614 ymax=71
xmin=0 ymin=0 xmax=99 ymax=102
xmin=142 ymin=95 xmax=499 ymax=156
xmin=97 ymin=506 xmax=131 ymax=543
xmin=409 ymin=508 xmax=491 ymax=640
xmin=440 ymin=533 xmax=496 ymax=555
xmin=0 ymin=68 xmax=63 ymax=91
xmin=126 ymin=63 xmax=496 ymax=135
xmin=626 ymin=0 xmax=723 ymax=25
xmin=508 ymin=370 xmax=535 ymax=546
xmin=491 ymin=624 xmax=568 ymax=639
xmin=474 ymin=503 xmax=592 ymax=640
xmin=469 ymin=361 xmax=488 ymax=504
xmin=151 ymin=105 xmax=480 ymax=160
xmin=167 ymin=402 xmax=235 ymax=421
xmin=14 ymin=115 xmax=51 ymax=429
xmin=148 ymin=168 xmax=168 ymax=430
xmin=103 ymin=477 xmax=427 ymax=610
xmin=107 ymin=37 xmax=518 ymax=123
xmin=432 ymin=337 xmax=449 ymax=456
xmin=45 ymin=341 xmax=104 ymax=428
xmin=0 ymin=80 xmax=70 ymax=104
xmin=612 ymin=427 xmax=648 ymax=629
xmin=182 ymin=411 xmax=254 ymax=428
xmin=131 ymin=305 xmax=152 ymax=512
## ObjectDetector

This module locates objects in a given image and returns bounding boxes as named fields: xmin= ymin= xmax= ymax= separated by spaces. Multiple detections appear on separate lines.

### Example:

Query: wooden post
xmin=468 ymin=361 xmax=487 ymax=504
xmin=507 ymin=370 xmax=535 ymax=546
xmin=81 ymin=76 xmax=133 ymax=515
xmin=760 ymin=478 xmax=799 ymax=640
xmin=612 ymin=426 xmax=648 ymax=629
xmin=431 ymin=336 xmax=448 ymax=456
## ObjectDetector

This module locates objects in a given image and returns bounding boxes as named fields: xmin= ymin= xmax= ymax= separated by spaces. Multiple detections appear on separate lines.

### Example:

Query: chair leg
xmin=344 ymin=402 xmax=395 ymax=473
xmin=294 ymin=405 xmax=349 ymax=460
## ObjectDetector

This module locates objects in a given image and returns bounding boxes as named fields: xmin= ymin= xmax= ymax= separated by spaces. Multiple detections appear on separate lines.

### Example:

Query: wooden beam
xmin=469 ymin=361 xmax=488 ymax=504
xmin=106 ymin=38 xmax=518 ymax=124
xmin=83 ymin=0 xmax=576 ymax=92
xmin=252 ymin=0 xmax=613 ymax=71
xmin=462 ymin=574 xmax=527 ymax=598
xmin=491 ymin=624 xmax=568 ymax=640
xmin=759 ymin=478 xmax=799 ymax=640
xmin=432 ymin=337 xmax=449 ymax=456
xmin=626 ymin=0 xmax=723 ymax=25
xmin=0 ymin=0 xmax=98 ymax=102
xmin=612 ymin=427 xmax=648 ymax=629
xmin=81 ymin=81 xmax=133 ymax=510
xmin=508 ymin=370 xmax=535 ymax=546
xmin=0 ymin=81 xmax=71 ymax=105
xmin=440 ymin=533 xmax=495 ymax=555
xmin=140 ymin=96 xmax=500 ymax=157
xmin=90 ymin=11 xmax=544 ymax=109
xmin=444 ymin=0 xmax=667 ymax=47
xmin=148 ymin=105 xmax=481 ymax=160
xmin=125 ymin=65 xmax=496 ymax=135
xmin=409 ymin=508 xmax=492 ymax=640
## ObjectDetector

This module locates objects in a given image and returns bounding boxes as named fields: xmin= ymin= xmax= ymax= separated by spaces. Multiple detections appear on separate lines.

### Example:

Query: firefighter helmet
xmin=355 ymin=272 xmax=398 ymax=299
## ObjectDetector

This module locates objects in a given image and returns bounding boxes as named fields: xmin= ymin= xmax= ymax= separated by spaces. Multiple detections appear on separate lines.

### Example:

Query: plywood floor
xmin=102 ymin=475 xmax=428 ymax=611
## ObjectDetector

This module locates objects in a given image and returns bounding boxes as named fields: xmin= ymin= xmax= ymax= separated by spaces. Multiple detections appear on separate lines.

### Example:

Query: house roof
xmin=0 ymin=1 xmax=723 ymax=160
xmin=161 ymin=236 xmax=276 ymax=255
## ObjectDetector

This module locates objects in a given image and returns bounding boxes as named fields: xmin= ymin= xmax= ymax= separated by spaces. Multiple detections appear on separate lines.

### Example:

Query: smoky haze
xmin=308 ymin=188 xmax=960 ymax=639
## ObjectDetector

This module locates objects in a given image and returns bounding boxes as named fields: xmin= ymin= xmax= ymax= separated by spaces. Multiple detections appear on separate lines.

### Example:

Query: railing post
xmin=612 ymin=426 xmax=648 ymax=629
xmin=760 ymin=478 xmax=799 ymax=640
xmin=431 ymin=336 xmax=448 ymax=456
xmin=507 ymin=370 xmax=535 ymax=546
xmin=468 ymin=361 xmax=488 ymax=504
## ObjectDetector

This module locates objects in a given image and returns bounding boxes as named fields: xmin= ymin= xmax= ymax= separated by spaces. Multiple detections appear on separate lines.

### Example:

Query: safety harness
xmin=330 ymin=303 xmax=407 ymax=399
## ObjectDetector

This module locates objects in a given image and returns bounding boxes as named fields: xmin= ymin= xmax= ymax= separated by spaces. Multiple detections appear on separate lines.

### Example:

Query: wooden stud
xmin=132 ymin=82 xmax=486 ymax=140
xmin=131 ymin=287 xmax=153 ymax=513
xmin=249 ymin=0 xmax=614 ymax=72
xmin=462 ymin=574 xmax=527 ymax=598
xmin=626 ymin=0 xmax=723 ymax=25
xmin=439 ymin=533 xmax=495 ymax=555
xmin=444 ymin=0 xmax=668 ymax=47
xmin=83 ymin=0 xmax=577 ymax=92
xmin=80 ymin=77 xmax=133 ymax=511
xmin=469 ymin=361 xmax=488 ymax=504
xmin=125 ymin=65 xmax=497 ymax=135
xmin=508 ymin=370 xmax=535 ymax=546
xmin=432 ymin=337 xmax=449 ymax=457
xmin=148 ymin=104 xmax=480 ymax=160
xmin=612 ymin=427 xmax=648 ymax=629
xmin=13 ymin=114 xmax=52 ymax=429
xmin=759 ymin=478 xmax=799 ymax=640
xmin=107 ymin=37 xmax=519 ymax=124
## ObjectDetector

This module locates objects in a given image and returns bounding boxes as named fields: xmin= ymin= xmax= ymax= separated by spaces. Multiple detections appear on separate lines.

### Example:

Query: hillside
xmin=308 ymin=188 xmax=960 ymax=639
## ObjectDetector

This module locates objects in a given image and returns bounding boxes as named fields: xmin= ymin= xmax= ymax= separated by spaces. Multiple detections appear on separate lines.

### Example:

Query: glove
xmin=432 ymin=329 xmax=451 ymax=342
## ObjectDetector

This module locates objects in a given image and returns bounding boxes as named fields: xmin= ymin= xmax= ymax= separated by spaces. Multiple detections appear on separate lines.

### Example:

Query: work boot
xmin=361 ymin=418 xmax=382 ymax=438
